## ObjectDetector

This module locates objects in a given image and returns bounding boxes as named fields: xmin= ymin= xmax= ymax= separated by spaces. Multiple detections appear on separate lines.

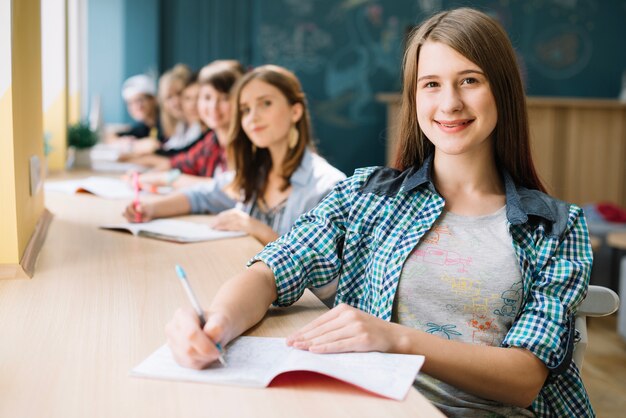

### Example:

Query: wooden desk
xmin=0 ymin=190 xmax=444 ymax=418
xmin=607 ymin=232 xmax=626 ymax=253
xmin=607 ymin=232 xmax=626 ymax=341
xmin=590 ymin=236 xmax=601 ymax=252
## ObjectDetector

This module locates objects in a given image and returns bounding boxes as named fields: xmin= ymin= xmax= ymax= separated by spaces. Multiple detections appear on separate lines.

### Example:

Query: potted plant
xmin=67 ymin=121 xmax=98 ymax=168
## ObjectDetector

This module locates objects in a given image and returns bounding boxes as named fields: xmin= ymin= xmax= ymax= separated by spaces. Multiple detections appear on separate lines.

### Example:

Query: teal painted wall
xmin=125 ymin=0 xmax=160 ymax=85
xmin=88 ymin=0 xmax=159 ymax=125
xmin=88 ymin=0 xmax=125 ymax=124
xmin=160 ymin=0 xmax=252 ymax=70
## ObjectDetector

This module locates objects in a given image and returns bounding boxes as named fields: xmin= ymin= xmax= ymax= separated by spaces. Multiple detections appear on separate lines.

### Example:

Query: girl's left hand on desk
xmin=211 ymin=209 xmax=253 ymax=234
xmin=286 ymin=303 xmax=398 ymax=354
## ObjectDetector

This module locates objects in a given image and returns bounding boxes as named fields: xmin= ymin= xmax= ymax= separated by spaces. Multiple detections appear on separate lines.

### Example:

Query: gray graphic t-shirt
xmin=392 ymin=207 xmax=535 ymax=417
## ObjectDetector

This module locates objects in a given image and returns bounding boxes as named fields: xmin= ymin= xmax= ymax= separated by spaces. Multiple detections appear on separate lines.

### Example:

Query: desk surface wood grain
xmin=607 ymin=231 xmax=626 ymax=250
xmin=0 ymin=188 xmax=443 ymax=418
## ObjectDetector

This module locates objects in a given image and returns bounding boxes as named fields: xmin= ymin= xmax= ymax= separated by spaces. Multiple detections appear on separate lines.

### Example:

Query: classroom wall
xmin=124 ymin=0 xmax=159 ymax=101
xmin=42 ymin=0 xmax=68 ymax=170
xmin=68 ymin=0 xmax=82 ymax=124
xmin=87 ymin=0 xmax=125 ymax=124
xmin=0 ymin=0 xmax=45 ymax=267
xmin=87 ymin=0 xmax=159 ymax=126
xmin=159 ymin=0 xmax=252 ymax=71
xmin=87 ymin=0 xmax=626 ymax=174
xmin=0 ymin=0 xmax=17 ymax=263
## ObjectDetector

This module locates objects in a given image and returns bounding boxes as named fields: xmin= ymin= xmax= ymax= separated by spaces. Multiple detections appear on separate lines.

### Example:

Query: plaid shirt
xmin=169 ymin=130 xmax=226 ymax=177
xmin=252 ymin=156 xmax=594 ymax=417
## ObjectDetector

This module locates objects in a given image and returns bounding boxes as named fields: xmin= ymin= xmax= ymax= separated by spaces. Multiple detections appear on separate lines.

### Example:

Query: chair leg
xmin=574 ymin=316 xmax=587 ymax=369
xmin=617 ymin=255 xmax=626 ymax=340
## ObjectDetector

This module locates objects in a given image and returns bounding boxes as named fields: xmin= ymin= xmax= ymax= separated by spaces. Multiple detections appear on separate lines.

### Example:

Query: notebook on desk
xmin=45 ymin=177 xmax=136 ymax=199
xmin=130 ymin=336 xmax=424 ymax=400
xmin=100 ymin=219 xmax=246 ymax=243
xmin=90 ymin=160 xmax=147 ymax=173
xmin=45 ymin=176 xmax=171 ymax=199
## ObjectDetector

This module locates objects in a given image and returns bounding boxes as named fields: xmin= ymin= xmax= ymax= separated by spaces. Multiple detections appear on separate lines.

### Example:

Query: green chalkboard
xmin=251 ymin=0 xmax=626 ymax=173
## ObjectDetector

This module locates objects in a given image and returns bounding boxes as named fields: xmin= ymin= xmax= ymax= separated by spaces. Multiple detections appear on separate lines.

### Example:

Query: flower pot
xmin=66 ymin=146 xmax=92 ymax=169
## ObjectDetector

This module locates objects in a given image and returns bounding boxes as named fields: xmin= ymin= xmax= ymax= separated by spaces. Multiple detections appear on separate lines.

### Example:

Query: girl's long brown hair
xmin=394 ymin=8 xmax=546 ymax=192
xmin=229 ymin=65 xmax=315 ymax=203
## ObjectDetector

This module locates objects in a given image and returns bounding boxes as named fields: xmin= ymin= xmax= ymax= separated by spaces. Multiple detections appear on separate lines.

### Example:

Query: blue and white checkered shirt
xmin=251 ymin=156 xmax=594 ymax=417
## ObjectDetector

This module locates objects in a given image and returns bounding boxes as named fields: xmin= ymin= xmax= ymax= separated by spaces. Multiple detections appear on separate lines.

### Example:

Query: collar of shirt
xmin=289 ymin=148 xmax=314 ymax=187
xmin=401 ymin=154 xmax=559 ymax=228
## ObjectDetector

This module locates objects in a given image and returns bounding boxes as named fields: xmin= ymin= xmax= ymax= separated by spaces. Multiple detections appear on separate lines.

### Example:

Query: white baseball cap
xmin=121 ymin=74 xmax=156 ymax=100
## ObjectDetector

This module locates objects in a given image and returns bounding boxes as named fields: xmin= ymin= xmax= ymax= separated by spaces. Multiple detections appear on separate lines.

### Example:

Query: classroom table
xmin=0 ymin=188 xmax=444 ymax=418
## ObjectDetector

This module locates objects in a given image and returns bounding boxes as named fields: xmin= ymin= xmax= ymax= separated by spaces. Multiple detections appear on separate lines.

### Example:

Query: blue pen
xmin=174 ymin=264 xmax=227 ymax=366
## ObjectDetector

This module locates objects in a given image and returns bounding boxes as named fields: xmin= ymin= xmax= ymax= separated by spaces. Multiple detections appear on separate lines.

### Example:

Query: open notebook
xmin=100 ymin=219 xmax=245 ymax=243
xmin=45 ymin=176 xmax=171 ymax=199
xmin=45 ymin=177 xmax=136 ymax=199
xmin=130 ymin=336 xmax=424 ymax=401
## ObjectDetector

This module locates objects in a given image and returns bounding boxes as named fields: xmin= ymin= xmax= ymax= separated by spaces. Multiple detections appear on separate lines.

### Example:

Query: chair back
xmin=573 ymin=285 xmax=620 ymax=368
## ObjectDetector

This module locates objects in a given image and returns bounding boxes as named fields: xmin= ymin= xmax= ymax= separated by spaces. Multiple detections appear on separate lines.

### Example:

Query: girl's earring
xmin=251 ymin=143 xmax=257 ymax=155
xmin=288 ymin=125 xmax=299 ymax=150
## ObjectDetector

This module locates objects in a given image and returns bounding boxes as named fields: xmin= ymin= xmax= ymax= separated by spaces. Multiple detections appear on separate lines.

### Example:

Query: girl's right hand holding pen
xmin=165 ymin=307 xmax=231 ymax=369
xmin=122 ymin=193 xmax=192 ymax=223
xmin=123 ymin=200 xmax=155 ymax=223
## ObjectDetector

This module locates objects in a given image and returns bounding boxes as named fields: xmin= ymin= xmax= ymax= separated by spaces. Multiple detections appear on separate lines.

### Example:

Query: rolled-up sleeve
xmin=502 ymin=206 xmax=593 ymax=375
xmin=249 ymin=168 xmax=374 ymax=307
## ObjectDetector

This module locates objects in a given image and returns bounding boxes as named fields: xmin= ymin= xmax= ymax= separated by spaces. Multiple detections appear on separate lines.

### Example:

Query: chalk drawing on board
xmin=417 ymin=0 xmax=443 ymax=14
xmin=314 ymin=92 xmax=360 ymax=129
xmin=258 ymin=23 xmax=332 ymax=73
xmin=530 ymin=23 xmax=592 ymax=79
xmin=283 ymin=0 xmax=315 ymax=16
xmin=319 ymin=4 xmax=403 ymax=126
xmin=258 ymin=0 xmax=409 ymax=129
xmin=325 ymin=47 xmax=371 ymax=124
xmin=551 ymin=0 xmax=581 ymax=9
xmin=358 ymin=4 xmax=401 ymax=75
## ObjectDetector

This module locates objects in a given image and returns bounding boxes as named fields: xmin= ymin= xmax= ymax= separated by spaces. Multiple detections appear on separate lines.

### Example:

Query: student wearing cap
xmin=106 ymin=74 xmax=165 ymax=156
xmin=118 ymin=74 xmax=161 ymax=139
xmin=128 ymin=65 xmax=204 ymax=158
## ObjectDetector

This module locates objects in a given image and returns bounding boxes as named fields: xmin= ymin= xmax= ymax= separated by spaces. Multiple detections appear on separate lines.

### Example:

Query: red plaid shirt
xmin=169 ymin=130 xmax=227 ymax=177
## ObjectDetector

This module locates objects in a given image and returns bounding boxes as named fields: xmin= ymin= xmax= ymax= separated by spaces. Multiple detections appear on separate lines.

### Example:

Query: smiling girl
xmin=165 ymin=8 xmax=593 ymax=418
